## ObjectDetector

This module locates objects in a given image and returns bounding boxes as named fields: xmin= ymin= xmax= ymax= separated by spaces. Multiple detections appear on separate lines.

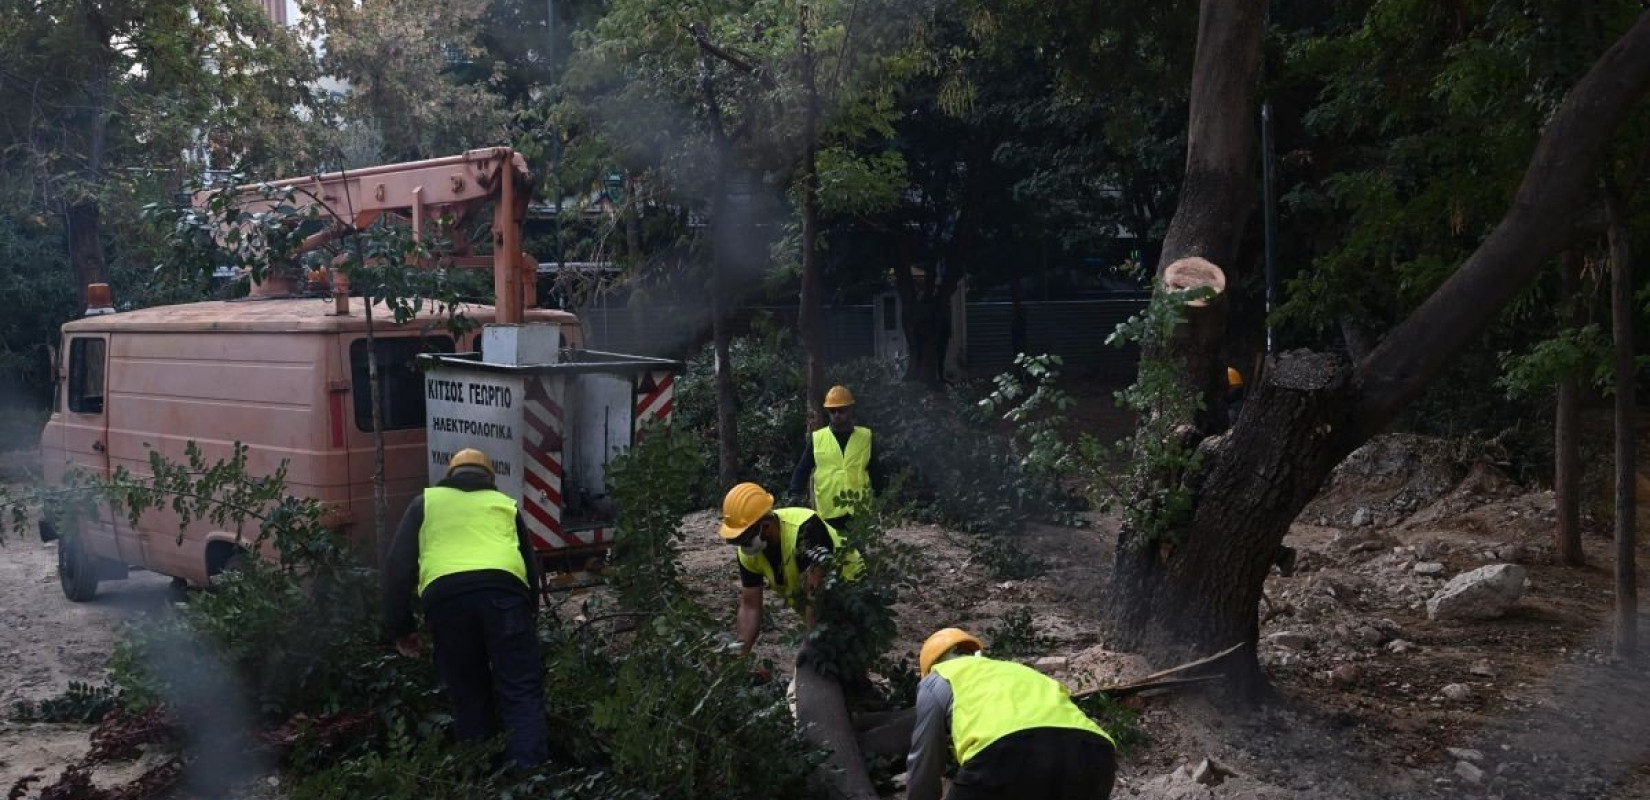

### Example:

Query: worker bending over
xmin=908 ymin=628 xmax=1116 ymax=800
xmin=789 ymin=384 xmax=883 ymax=529
xmin=717 ymin=481 xmax=863 ymax=654
xmin=383 ymin=448 xmax=548 ymax=769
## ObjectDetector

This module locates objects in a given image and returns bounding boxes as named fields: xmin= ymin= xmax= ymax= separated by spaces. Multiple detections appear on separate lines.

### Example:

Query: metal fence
xmin=574 ymin=296 xmax=1146 ymax=379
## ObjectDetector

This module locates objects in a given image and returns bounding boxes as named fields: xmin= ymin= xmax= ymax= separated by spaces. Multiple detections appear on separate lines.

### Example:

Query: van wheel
xmin=58 ymin=535 xmax=100 ymax=602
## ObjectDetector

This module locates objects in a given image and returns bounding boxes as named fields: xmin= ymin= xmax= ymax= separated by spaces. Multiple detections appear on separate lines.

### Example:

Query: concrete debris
xmin=1412 ymin=561 xmax=1446 ymax=576
xmin=1446 ymin=747 xmax=1484 ymax=763
xmin=1265 ymin=630 xmax=1311 ymax=650
xmin=1352 ymin=507 xmax=1372 ymax=527
xmin=1454 ymin=760 xmax=1484 ymax=784
xmin=1426 ymin=564 xmax=1526 ymax=621
xmin=1137 ymin=766 xmax=1213 ymax=800
xmin=1386 ymin=639 xmax=1416 ymax=654
xmin=1469 ymin=660 xmax=1497 ymax=677
xmin=1032 ymin=656 xmax=1068 ymax=674
xmin=1441 ymin=683 xmax=1473 ymax=701
xmin=1191 ymin=757 xmax=1236 ymax=786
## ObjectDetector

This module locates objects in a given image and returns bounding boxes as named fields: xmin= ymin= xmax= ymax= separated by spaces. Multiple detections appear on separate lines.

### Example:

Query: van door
xmin=339 ymin=332 xmax=456 ymax=538
xmin=59 ymin=334 xmax=129 ymax=562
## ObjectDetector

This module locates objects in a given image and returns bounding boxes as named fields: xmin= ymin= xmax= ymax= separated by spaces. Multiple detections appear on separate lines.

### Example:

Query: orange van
xmin=38 ymin=295 xmax=579 ymax=600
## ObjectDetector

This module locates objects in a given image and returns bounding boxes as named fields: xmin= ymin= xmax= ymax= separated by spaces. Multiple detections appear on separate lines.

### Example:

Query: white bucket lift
xmin=421 ymin=322 xmax=683 ymax=566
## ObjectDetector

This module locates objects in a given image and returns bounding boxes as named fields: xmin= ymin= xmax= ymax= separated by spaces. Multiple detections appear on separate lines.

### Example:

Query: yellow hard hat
xmin=1227 ymin=367 xmax=1244 ymax=388
xmin=718 ymin=482 xmax=775 ymax=540
xmin=823 ymin=385 xmax=855 ymax=408
xmin=447 ymin=448 xmax=494 ymax=477
xmin=919 ymin=627 xmax=984 ymax=676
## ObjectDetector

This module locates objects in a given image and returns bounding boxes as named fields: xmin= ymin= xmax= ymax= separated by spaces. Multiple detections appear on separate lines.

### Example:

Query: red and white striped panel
xmin=633 ymin=370 xmax=675 ymax=439
xmin=521 ymin=375 xmax=569 ymax=551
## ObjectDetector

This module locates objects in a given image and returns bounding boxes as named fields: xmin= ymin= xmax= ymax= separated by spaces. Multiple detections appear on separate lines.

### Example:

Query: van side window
xmin=350 ymin=337 xmax=454 ymax=431
xmin=67 ymin=338 xmax=106 ymax=414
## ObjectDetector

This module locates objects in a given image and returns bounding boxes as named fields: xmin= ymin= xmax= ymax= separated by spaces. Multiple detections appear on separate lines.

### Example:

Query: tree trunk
xmin=1607 ymin=193 xmax=1638 ymax=659
xmin=65 ymin=198 xmax=109 ymax=308
xmin=1148 ymin=0 xmax=1267 ymax=430
xmin=1110 ymin=8 xmax=1650 ymax=689
xmin=798 ymin=6 xmax=826 ymax=432
xmin=1555 ymin=255 xmax=1585 ymax=567
xmin=699 ymin=47 xmax=741 ymax=490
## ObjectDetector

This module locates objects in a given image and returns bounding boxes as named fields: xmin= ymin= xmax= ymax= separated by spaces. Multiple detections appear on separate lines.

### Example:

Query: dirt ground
xmin=6 ymin=431 xmax=1650 ymax=799
xmin=0 ymin=531 xmax=176 ymax=793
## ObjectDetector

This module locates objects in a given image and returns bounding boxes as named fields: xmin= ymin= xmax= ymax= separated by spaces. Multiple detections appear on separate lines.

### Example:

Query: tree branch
xmin=1354 ymin=10 xmax=1650 ymax=439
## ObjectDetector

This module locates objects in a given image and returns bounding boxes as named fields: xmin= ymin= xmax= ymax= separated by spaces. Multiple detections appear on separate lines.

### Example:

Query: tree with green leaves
xmin=1110 ymin=0 xmax=1650 ymax=686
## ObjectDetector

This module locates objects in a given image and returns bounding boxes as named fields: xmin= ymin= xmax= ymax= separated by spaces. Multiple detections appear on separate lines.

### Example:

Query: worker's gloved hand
xmin=394 ymin=633 xmax=423 ymax=658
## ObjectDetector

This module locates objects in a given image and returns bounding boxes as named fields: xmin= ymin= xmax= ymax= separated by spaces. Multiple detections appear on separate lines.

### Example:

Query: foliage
xmin=299 ymin=0 xmax=511 ymax=163
xmin=1073 ymin=693 xmax=1145 ymax=756
xmin=801 ymin=487 xmax=921 ymax=682
xmin=983 ymin=606 xmax=1054 ymax=660
xmin=672 ymin=316 xmax=808 ymax=499
xmin=1499 ymin=323 xmax=1637 ymax=399
xmin=1103 ymin=287 xmax=1211 ymax=550
xmin=9 ymin=682 xmax=124 ymax=724
xmin=606 ymin=425 xmax=715 ymax=613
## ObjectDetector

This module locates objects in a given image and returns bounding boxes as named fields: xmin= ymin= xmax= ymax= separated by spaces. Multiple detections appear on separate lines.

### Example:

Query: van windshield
xmin=350 ymin=336 xmax=454 ymax=432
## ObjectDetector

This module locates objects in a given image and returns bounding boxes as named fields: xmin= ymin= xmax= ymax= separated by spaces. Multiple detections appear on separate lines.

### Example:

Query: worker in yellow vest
xmin=382 ymin=448 xmax=547 ymax=769
xmin=718 ymin=481 xmax=864 ymax=655
xmin=789 ymin=384 xmax=882 ymax=529
xmin=907 ymin=628 xmax=1116 ymax=800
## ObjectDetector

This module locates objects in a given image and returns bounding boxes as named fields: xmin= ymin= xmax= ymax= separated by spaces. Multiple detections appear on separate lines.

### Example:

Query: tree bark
xmin=1110 ymin=9 xmax=1650 ymax=689
xmin=698 ymin=45 xmax=741 ymax=490
xmin=797 ymin=5 xmax=826 ymax=432
xmin=1555 ymin=254 xmax=1585 ymax=567
xmin=1149 ymin=0 xmax=1266 ymax=430
xmin=65 ymin=198 xmax=109 ymax=308
xmin=66 ymin=15 xmax=114 ymax=308
xmin=1607 ymin=193 xmax=1638 ymax=659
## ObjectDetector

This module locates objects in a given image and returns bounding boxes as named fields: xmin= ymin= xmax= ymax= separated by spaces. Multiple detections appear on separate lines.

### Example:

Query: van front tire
xmin=58 ymin=535 xmax=100 ymax=602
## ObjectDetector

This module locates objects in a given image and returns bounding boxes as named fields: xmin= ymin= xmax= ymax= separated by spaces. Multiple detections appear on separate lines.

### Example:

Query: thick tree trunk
xmin=1113 ymin=351 xmax=1353 ymax=692
xmin=1149 ymin=0 xmax=1266 ymax=430
xmin=1111 ymin=8 xmax=1650 ymax=689
xmin=798 ymin=8 xmax=826 ymax=432
xmin=1556 ymin=256 xmax=1585 ymax=566
xmin=1607 ymin=194 xmax=1638 ymax=659
xmin=65 ymin=198 xmax=108 ymax=307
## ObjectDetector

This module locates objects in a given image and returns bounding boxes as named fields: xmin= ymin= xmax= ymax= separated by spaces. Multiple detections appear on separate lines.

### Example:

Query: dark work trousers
xmin=946 ymin=728 xmax=1117 ymax=800
xmin=426 ymin=588 xmax=549 ymax=769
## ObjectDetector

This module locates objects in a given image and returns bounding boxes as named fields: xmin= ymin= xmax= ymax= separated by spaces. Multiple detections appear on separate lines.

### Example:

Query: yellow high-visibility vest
xmin=417 ymin=486 xmax=528 ymax=596
xmin=811 ymin=426 xmax=872 ymax=519
xmin=736 ymin=508 xmax=864 ymax=610
xmin=931 ymin=655 xmax=1114 ymax=765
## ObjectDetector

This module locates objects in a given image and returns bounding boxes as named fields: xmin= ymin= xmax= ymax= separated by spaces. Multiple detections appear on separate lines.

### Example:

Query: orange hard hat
xmin=919 ymin=627 xmax=984 ymax=676
xmin=823 ymin=385 xmax=856 ymax=408
xmin=718 ymin=482 xmax=775 ymax=540
xmin=447 ymin=448 xmax=494 ymax=477
xmin=1227 ymin=367 xmax=1244 ymax=388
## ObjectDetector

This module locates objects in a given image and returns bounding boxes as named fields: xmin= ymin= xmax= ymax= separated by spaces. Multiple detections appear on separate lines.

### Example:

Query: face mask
xmin=739 ymin=540 xmax=765 ymax=558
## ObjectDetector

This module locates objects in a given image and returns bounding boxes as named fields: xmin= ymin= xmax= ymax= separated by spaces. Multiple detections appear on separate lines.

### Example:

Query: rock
xmin=1413 ymin=561 xmax=1446 ymax=576
xmin=1426 ymin=564 xmax=1527 ymax=620
xmin=1138 ymin=766 xmax=1212 ymax=800
xmin=1469 ymin=660 xmax=1496 ymax=677
xmin=1447 ymin=747 xmax=1485 ymax=763
xmin=1455 ymin=760 xmax=1485 ymax=784
xmin=1032 ymin=656 xmax=1068 ymax=673
xmin=1441 ymin=683 xmax=1473 ymax=701
xmin=1331 ymin=664 xmax=1361 ymax=685
xmin=1386 ymin=639 xmax=1416 ymax=654
xmin=1266 ymin=630 xmax=1312 ymax=650
xmin=1352 ymin=507 xmax=1372 ymax=527
xmin=1494 ymin=544 xmax=1525 ymax=562
xmin=1191 ymin=757 xmax=1235 ymax=786
xmin=1353 ymin=626 xmax=1384 ymax=645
